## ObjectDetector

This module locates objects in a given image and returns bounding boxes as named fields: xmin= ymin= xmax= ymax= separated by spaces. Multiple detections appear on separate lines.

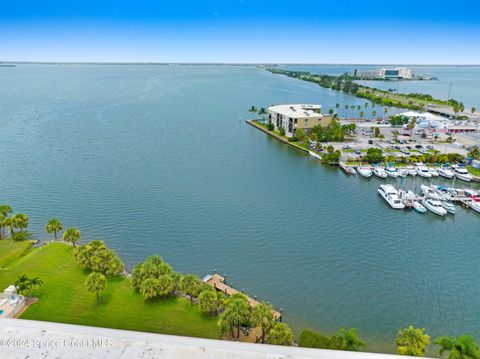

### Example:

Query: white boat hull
xmin=422 ymin=199 xmax=447 ymax=216
xmin=456 ymin=173 xmax=472 ymax=182
xmin=413 ymin=202 xmax=427 ymax=213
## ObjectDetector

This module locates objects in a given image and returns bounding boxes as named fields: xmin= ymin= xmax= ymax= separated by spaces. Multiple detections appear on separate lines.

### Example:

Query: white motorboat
xmin=357 ymin=166 xmax=372 ymax=178
xmin=308 ymin=150 xmax=321 ymax=160
xmin=413 ymin=201 xmax=427 ymax=213
xmin=438 ymin=167 xmax=455 ymax=179
xmin=398 ymin=169 xmax=407 ymax=178
xmin=385 ymin=167 xmax=399 ymax=178
xmin=416 ymin=165 xmax=432 ymax=178
xmin=454 ymin=167 xmax=473 ymax=182
xmin=429 ymin=167 xmax=439 ymax=177
xmin=408 ymin=167 xmax=417 ymax=176
xmin=421 ymin=184 xmax=442 ymax=200
xmin=470 ymin=200 xmax=480 ymax=214
xmin=422 ymin=198 xmax=447 ymax=216
xmin=378 ymin=185 xmax=405 ymax=209
xmin=373 ymin=167 xmax=388 ymax=179
xmin=441 ymin=200 xmax=456 ymax=214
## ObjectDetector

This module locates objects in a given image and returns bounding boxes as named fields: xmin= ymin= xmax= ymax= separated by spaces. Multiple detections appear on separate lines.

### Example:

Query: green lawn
xmin=0 ymin=239 xmax=35 ymax=268
xmin=0 ymin=241 xmax=220 ymax=339
xmin=467 ymin=166 xmax=480 ymax=177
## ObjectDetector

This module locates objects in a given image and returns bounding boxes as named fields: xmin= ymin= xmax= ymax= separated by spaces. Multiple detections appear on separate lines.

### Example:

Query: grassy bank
xmin=467 ymin=166 xmax=480 ymax=177
xmin=0 ymin=240 xmax=220 ymax=339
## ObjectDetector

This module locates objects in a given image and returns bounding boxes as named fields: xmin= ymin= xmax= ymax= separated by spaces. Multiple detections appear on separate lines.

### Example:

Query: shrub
xmin=278 ymin=127 xmax=286 ymax=136
xmin=299 ymin=329 xmax=331 ymax=349
xmin=131 ymin=255 xmax=173 ymax=291
xmin=266 ymin=122 xmax=274 ymax=131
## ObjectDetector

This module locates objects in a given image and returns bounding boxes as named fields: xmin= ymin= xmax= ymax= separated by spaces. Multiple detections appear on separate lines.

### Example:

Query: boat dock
xmin=203 ymin=273 xmax=282 ymax=321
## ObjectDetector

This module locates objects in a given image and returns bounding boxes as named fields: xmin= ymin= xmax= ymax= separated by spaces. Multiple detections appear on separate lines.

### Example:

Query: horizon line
xmin=1 ymin=61 xmax=480 ymax=67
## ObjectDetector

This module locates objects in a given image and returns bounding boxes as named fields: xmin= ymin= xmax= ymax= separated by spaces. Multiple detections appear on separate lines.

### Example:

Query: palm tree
xmin=332 ymin=328 xmax=366 ymax=351
xmin=157 ymin=274 xmax=174 ymax=298
xmin=0 ymin=204 xmax=12 ymax=240
xmin=63 ymin=227 xmax=80 ymax=248
xmin=180 ymin=274 xmax=201 ymax=305
xmin=435 ymin=335 xmax=480 ymax=359
xmin=251 ymin=302 xmax=275 ymax=344
xmin=3 ymin=217 xmax=14 ymax=238
xmin=364 ymin=102 xmax=369 ymax=109
xmin=45 ymin=219 xmax=63 ymax=240
xmin=336 ymin=103 xmax=340 ymax=109
xmin=11 ymin=213 xmax=29 ymax=232
xmin=85 ymin=272 xmax=106 ymax=304
xmin=258 ymin=107 xmax=267 ymax=121
xmin=383 ymin=107 xmax=388 ymax=120
xmin=249 ymin=105 xmax=258 ymax=119
xmin=266 ymin=322 xmax=293 ymax=346
xmin=468 ymin=146 xmax=479 ymax=160
xmin=359 ymin=111 xmax=365 ymax=119
xmin=471 ymin=107 xmax=476 ymax=115
xmin=198 ymin=288 xmax=218 ymax=315
xmin=372 ymin=110 xmax=377 ymax=120
xmin=218 ymin=293 xmax=250 ymax=339
xmin=396 ymin=326 xmax=430 ymax=356
xmin=140 ymin=278 xmax=160 ymax=301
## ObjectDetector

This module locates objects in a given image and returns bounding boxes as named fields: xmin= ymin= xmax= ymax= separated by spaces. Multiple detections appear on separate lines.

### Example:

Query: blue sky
xmin=1 ymin=0 xmax=479 ymax=64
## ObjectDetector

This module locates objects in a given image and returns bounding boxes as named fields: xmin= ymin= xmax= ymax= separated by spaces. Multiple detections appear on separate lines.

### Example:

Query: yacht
xmin=422 ymin=198 xmax=447 ymax=216
xmin=406 ymin=166 xmax=417 ymax=176
xmin=454 ymin=167 xmax=473 ymax=182
xmin=441 ymin=200 xmax=456 ymax=214
xmin=385 ymin=167 xmax=399 ymax=178
xmin=438 ymin=167 xmax=455 ymax=179
xmin=373 ymin=167 xmax=388 ymax=179
xmin=416 ymin=165 xmax=432 ymax=178
xmin=398 ymin=169 xmax=407 ymax=178
xmin=347 ymin=166 xmax=357 ymax=175
xmin=469 ymin=200 xmax=480 ymax=214
xmin=421 ymin=184 xmax=442 ymax=200
xmin=413 ymin=201 xmax=427 ymax=213
xmin=429 ymin=167 xmax=439 ymax=177
xmin=378 ymin=185 xmax=405 ymax=209
xmin=357 ymin=166 xmax=372 ymax=178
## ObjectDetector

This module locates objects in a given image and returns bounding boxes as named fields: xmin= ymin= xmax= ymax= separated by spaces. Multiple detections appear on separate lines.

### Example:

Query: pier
xmin=203 ymin=274 xmax=282 ymax=321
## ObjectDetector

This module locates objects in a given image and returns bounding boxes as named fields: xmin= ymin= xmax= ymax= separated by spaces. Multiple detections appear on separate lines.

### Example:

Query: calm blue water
xmin=282 ymin=64 xmax=480 ymax=108
xmin=0 ymin=64 xmax=479 ymax=353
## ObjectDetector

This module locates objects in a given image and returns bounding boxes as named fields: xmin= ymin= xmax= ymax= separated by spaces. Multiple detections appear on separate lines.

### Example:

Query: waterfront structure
xmin=398 ymin=111 xmax=478 ymax=133
xmin=379 ymin=67 xmax=412 ymax=80
xmin=267 ymin=104 xmax=333 ymax=138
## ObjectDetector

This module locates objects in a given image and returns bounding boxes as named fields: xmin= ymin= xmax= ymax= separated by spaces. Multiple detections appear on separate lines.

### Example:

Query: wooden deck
xmin=203 ymin=274 xmax=282 ymax=321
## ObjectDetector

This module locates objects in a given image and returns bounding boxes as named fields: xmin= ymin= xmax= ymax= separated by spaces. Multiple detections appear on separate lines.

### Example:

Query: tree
xmin=157 ymin=274 xmax=175 ymax=298
xmin=258 ymin=107 xmax=267 ymax=120
xmin=85 ymin=272 xmax=106 ymax=304
xmin=267 ymin=322 xmax=293 ymax=346
xmin=45 ymin=219 xmax=63 ymax=240
xmin=331 ymin=328 xmax=366 ymax=351
xmin=335 ymin=103 xmax=340 ymax=109
xmin=249 ymin=105 xmax=258 ymax=119
xmin=140 ymin=278 xmax=160 ymax=301
xmin=15 ymin=274 xmax=43 ymax=296
xmin=393 ymin=129 xmax=400 ymax=142
xmin=0 ymin=204 xmax=12 ymax=240
xmin=63 ymin=227 xmax=80 ymax=247
xmin=251 ymin=302 xmax=275 ymax=344
xmin=2 ymin=217 xmax=14 ymax=238
xmin=359 ymin=110 xmax=364 ymax=119
xmin=396 ymin=325 xmax=430 ymax=356
xmin=132 ymin=256 xmax=173 ymax=291
xmin=374 ymin=127 xmax=381 ymax=137
xmin=468 ymin=146 xmax=479 ymax=160
xmin=11 ymin=213 xmax=29 ymax=232
xmin=198 ymin=287 xmax=217 ymax=314
xmin=372 ymin=110 xmax=377 ymax=119
xmin=180 ymin=274 xmax=201 ymax=305
xmin=218 ymin=293 xmax=251 ymax=339
xmin=364 ymin=148 xmax=384 ymax=164
xmin=472 ymin=107 xmax=476 ymax=114
xmin=435 ymin=335 xmax=480 ymax=359
xmin=74 ymin=240 xmax=124 ymax=277
xmin=295 ymin=129 xmax=306 ymax=142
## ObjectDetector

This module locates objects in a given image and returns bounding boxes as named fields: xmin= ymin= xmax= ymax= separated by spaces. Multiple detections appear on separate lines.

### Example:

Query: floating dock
xmin=203 ymin=273 xmax=282 ymax=321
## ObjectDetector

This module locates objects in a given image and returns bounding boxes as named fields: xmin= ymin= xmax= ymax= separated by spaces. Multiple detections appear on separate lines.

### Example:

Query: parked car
xmin=355 ymin=148 xmax=362 ymax=155
xmin=368 ymin=140 xmax=373 ymax=145
xmin=401 ymin=149 xmax=410 ymax=155
xmin=342 ymin=145 xmax=352 ymax=150
xmin=387 ymin=140 xmax=394 ymax=144
xmin=415 ymin=144 xmax=423 ymax=149
xmin=426 ymin=145 xmax=434 ymax=150
xmin=406 ymin=146 xmax=412 ymax=150
xmin=419 ymin=148 xmax=426 ymax=154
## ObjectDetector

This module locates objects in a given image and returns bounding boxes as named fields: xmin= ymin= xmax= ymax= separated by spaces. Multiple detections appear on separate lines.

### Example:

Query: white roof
xmin=268 ymin=104 xmax=322 ymax=118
